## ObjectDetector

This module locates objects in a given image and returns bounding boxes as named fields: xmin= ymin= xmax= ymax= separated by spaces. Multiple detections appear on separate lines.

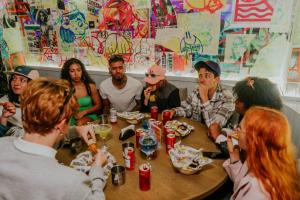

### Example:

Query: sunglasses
xmin=145 ymin=73 xmax=160 ymax=78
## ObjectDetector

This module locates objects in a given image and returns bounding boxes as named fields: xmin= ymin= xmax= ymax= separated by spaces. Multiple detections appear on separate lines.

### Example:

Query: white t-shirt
xmin=0 ymin=95 xmax=22 ymax=127
xmin=99 ymin=76 xmax=143 ymax=112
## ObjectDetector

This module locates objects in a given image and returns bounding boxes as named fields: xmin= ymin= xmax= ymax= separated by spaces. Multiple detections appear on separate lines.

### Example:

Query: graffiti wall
xmin=0 ymin=0 xmax=296 ymax=81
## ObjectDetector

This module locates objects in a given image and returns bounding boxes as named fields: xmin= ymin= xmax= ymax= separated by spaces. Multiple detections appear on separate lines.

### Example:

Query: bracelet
xmin=92 ymin=177 xmax=105 ymax=183
xmin=230 ymin=160 xmax=239 ymax=164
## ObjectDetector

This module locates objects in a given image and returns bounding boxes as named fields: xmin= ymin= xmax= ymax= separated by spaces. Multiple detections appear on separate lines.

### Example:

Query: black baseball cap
xmin=194 ymin=60 xmax=221 ymax=76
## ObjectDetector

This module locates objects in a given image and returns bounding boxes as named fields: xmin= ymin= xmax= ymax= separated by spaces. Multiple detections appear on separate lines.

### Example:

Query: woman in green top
xmin=61 ymin=58 xmax=101 ymax=125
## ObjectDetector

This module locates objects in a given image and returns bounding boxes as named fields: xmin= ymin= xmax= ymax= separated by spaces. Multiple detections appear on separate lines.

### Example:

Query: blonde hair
xmin=20 ymin=78 xmax=78 ymax=135
xmin=243 ymin=106 xmax=300 ymax=199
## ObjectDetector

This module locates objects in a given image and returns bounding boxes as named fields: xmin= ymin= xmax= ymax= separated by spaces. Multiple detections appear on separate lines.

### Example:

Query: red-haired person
xmin=0 ymin=78 xmax=107 ymax=200
xmin=224 ymin=106 xmax=300 ymax=199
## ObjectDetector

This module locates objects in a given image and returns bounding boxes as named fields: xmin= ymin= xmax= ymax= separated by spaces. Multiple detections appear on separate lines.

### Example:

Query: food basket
xmin=70 ymin=148 xmax=116 ymax=179
xmin=169 ymin=142 xmax=212 ymax=175
xmin=165 ymin=120 xmax=194 ymax=137
xmin=117 ymin=111 xmax=148 ymax=124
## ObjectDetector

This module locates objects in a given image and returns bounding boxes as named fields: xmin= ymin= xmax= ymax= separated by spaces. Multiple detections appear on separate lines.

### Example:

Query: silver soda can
xmin=110 ymin=108 xmax=117 ymax=123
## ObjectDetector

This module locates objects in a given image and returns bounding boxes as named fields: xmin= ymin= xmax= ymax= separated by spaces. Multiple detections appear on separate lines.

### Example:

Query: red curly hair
xmin=242 ymin=106 xmax=300 ymax=199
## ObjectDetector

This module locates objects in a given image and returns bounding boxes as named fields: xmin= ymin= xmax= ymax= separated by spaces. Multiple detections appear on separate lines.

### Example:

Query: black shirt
xmin=141 ymin=81 xmax=181 ymax=112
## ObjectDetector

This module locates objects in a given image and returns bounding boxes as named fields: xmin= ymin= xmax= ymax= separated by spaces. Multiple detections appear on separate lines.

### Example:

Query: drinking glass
xmin=99 ymin=114 xmax=110 ymax=124
xmin=93 ymin=124 xmax=112 ymax=148
xmin=139 ymin=132 xmax=157 ymax=166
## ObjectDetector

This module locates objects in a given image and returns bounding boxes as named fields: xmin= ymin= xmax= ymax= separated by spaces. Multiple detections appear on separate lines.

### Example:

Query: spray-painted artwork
xmin=0 ymin=0 xmax=294 ymax=85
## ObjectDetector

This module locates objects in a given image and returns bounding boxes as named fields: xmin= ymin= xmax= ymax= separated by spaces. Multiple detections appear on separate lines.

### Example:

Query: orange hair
xmin=242 ymin=106 xmax=300 ymax=200
xmin=20 ymin=78 xmax=78 ymax=135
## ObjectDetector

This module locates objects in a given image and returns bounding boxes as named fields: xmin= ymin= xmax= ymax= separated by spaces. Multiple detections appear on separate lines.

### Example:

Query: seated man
xmin=171 ymin=60 xmax=235 ymax=140
xmin=141 ymin=64 xmax=180 ymax=112
xmin=216 ymin=76 xmax=283 ymax=156
xmin=99 ymin=55 xmax=143 ymax=114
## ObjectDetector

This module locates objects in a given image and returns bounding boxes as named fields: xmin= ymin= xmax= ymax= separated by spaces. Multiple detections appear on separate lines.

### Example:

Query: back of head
xmin=233 ymin=77 xmax=283 ymax=110
xmin=20 ymin=78 xmax=78 ymax=135
xmin=243 ymin=106 xmax=300 ymax=199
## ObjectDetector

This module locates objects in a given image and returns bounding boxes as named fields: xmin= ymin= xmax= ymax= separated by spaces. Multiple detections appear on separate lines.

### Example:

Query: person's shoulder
xmin=100 ymin=77 xmax=112 ymax=87
xmin=127 ymin=76 xmax=142 ymax=86
xmin=166 ymin=81 xmax=178 ymax=90
xmin=0 ymin=136 xmax=15 ymax=151
xmin=219 ymin=85 xmax=234 ymax=99
xmin=0 ymin=136 xmax=14 ymax=144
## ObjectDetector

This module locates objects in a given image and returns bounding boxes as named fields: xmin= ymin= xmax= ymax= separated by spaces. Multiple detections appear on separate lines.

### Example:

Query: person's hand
xmin=169 ymin=109 xmax=176 ymax=119
xmin=92 ymin=149 xmax=108 ymax=167
xmin=144 ymin=87 xmax=152 ymax=101
xmin=227 ymin=135 xmax=240 ymax=163
xmin=198 ymin=84 xmax=209 ymax=103
xmin=74 ymin=110 xmax=86 ymax=120
xmin=1 ymin=102 xmax=16 ymax=118
xmin=75 ymin=125 xmax=96 ymax=145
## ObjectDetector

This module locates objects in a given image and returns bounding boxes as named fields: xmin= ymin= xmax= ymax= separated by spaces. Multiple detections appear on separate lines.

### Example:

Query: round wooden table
xmin=56 ymin=117 xmax=228 ymax=200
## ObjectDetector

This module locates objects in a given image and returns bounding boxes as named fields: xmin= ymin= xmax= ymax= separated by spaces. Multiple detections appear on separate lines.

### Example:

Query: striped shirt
xmin=174 ymin=84 xmax=235 ymax=127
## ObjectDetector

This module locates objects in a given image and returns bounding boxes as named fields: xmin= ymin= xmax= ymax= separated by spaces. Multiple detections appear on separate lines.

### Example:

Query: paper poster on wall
xmin=291 ymin=0 xmax=300 ymax=46
xmin=132 ymin=0 xmax=151 ymax=9
xmin=224 ymin=33 xmax=256 ymax=63
xmin=177 ymin=12 xmax=220 ymax=56
xmin=231 ymin=0 xmax=275 ymax=28
xmin=155 ymin=28 xmax=183 ymax=53
xmin=269 ymin=0 xmax=293 ymax=33
xmin=183 ymin=0 xmax=224 ymax=13
xmin=251 ymin=34 xmax=289 ymax=77
xmin=151 ymin=0 xmax=177 ymax=29
xmin=287 ymin=48 xmax=300 ymax=83
xmin=127 ymin=38 xmax=155 ymax=71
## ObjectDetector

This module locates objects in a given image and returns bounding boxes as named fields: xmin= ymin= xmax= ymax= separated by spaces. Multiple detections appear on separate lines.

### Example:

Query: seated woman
xmin=0 ymin=78 xmax=107 ymax=200
xmin=0 ymin=66 xmax=39 ymax=137
xmin=214 ymin=77 xmax=283 ymax=156
xmin=224 ymin=106 xmax=300 ymax=199
xmin=141 ymin=64 xmax=180 ymax=112
xmin=61 ymin=58 xmax=101 ymax=125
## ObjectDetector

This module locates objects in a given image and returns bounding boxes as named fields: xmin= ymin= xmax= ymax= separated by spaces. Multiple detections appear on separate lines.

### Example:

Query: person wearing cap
xmin=99 ymin=55 xmax=143 ymax=113
xmin=141 ymin=64 xmax=180 ymax=112
xmin=0 ymin=66 xmax=40 ymax=137
xmin=170 ymin=60 xmax=235 ymax=140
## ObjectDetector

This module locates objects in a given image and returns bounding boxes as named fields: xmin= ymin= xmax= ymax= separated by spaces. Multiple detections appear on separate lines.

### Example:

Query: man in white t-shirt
xmin=99 ymin=55 xmax=143 ymax=113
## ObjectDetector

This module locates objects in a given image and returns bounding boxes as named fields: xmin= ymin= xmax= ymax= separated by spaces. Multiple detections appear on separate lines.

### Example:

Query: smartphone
xmin=202 ymin=151 xmax=227 ymax=159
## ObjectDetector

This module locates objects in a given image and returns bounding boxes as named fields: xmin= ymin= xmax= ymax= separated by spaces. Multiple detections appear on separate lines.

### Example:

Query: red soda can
xmin=150 ymin=106 xmax=158 ymax=120
xmin=162 ymin=110 xmax=171 ymax=125
xmin=164 ymin=128 xmax=175 ymax=144
xmin=124 ymin=147 xmax=135 ymax=170
xmin=135 ymin=129 xmax=145 ymax=148
xmin=139 ymin=163 xmax=151 ymax=191
xmin=166 ymin=133 xmax=176 ymax=154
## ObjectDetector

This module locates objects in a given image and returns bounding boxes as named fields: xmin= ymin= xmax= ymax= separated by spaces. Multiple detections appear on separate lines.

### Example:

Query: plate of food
xmin=70 ymin=148 xmax=116 ymax=179
xmin=169 ymin=142 xmax=212 ymax=175
xmin=117 ymin=111 xmax=148 ymax=124
xmin=165 ymin=120 xmax=194 ymax=137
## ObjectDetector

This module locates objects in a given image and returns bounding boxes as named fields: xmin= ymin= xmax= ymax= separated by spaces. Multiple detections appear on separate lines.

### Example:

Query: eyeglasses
xmin=56 ymin=87 xmax=75 ymax=122
xmin=145 ymin=73 xmax=160 ymax=78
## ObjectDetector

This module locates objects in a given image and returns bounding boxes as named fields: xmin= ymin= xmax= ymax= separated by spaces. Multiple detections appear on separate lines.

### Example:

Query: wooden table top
xmin=56 ymin=117 xmax=228 ymax=200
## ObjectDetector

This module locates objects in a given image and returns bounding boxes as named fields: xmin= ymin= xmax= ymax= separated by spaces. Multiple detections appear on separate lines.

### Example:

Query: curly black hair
xmin=61 ymin=58 xmax=95 ymax=96
xmin=233 ymin=77 xmax=283 ymax=110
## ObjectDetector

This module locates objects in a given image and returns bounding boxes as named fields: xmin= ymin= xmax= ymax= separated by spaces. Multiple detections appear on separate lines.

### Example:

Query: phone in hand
xmin=202 ymin=151 xmax=227 ymax=159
